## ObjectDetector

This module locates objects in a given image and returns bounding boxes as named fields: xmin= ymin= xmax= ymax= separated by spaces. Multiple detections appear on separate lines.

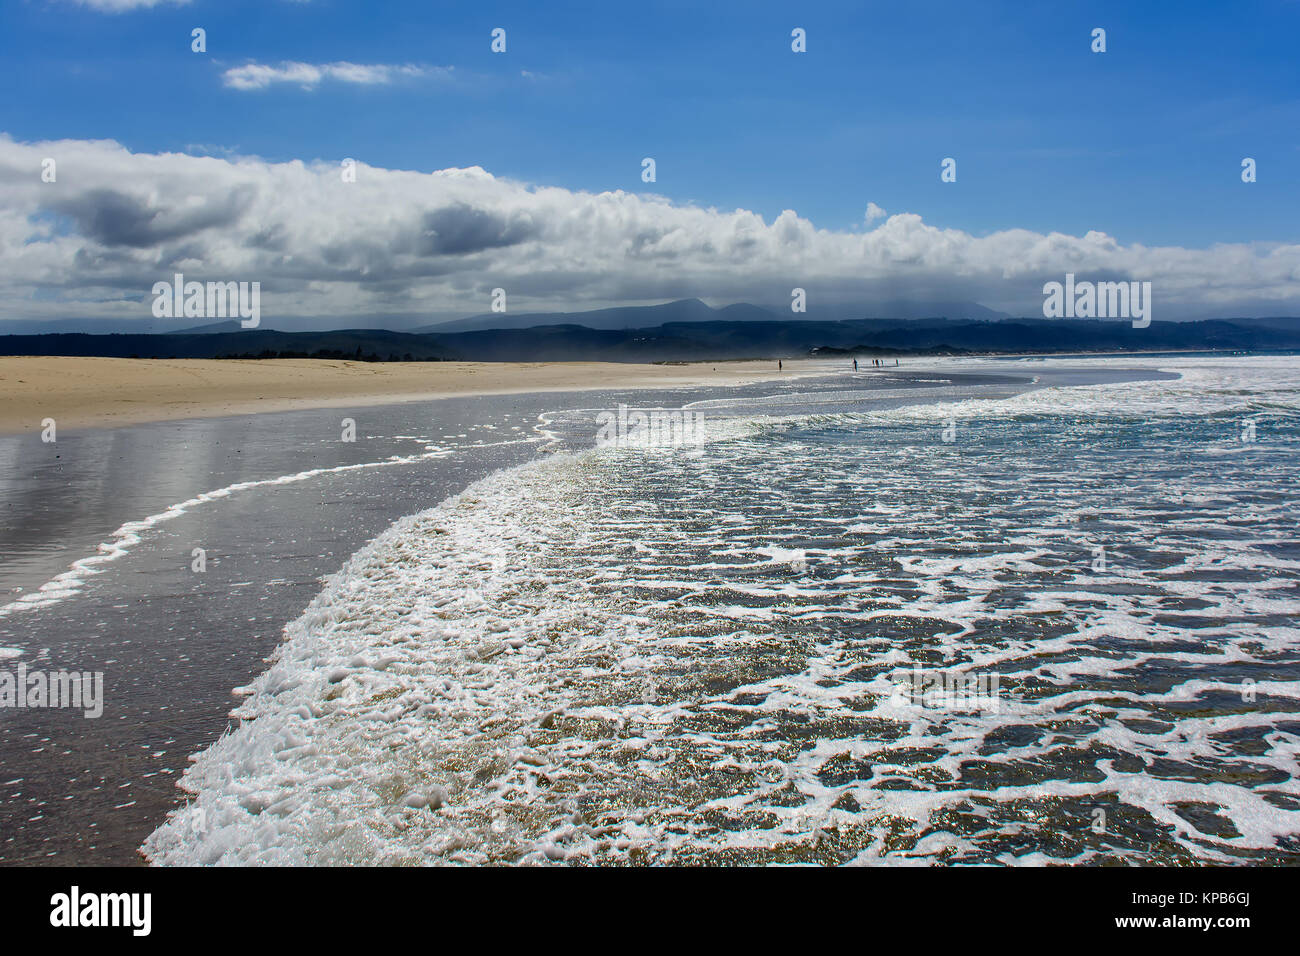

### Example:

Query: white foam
xmin=143 ymin=355 xmax=1300 ymax=865
xmin=873 ymin=354 xmax=1300 ymax=423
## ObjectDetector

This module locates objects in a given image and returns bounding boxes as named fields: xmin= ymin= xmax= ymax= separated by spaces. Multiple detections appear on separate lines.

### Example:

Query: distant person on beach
xmin=778 ymin=360 xmax=783 ymax=371
xmin=853 ymin=359 xmax=858 ymax=371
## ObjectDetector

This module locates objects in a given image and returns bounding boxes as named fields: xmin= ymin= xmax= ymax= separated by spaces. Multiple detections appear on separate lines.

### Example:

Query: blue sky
xmin=3 ymin=0 xmax=1297 ymax=248
xmin=2 ymin=0 xmax=1299 ymax=326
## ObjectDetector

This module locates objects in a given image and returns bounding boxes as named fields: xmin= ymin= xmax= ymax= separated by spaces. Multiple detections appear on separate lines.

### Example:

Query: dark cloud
xmin=415 ymin=203 xmax=538 ymax=256
xmin=46 ymin=186 xmax=255 ymax=248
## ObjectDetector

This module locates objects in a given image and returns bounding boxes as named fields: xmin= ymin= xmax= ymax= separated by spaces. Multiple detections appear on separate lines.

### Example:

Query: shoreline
xmin=0 ymin=356 xmax=834 ymax=435
xmin=6 ymin=367 xmax=896 ymax=864
xmin=134 ymin=358 xmax=1282 ymax=866
xmin=1 ymin=349 xmax=1270 ymax=435
xmin=0 ymin=362 xmax=1183 ymax=864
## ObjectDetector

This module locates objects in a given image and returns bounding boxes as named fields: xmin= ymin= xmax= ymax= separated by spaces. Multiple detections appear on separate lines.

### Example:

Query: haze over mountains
xmin=0 ymin=298 xmax=1010 ymax=337
xmin=418 ymin=298 xmax=1011 ymax=333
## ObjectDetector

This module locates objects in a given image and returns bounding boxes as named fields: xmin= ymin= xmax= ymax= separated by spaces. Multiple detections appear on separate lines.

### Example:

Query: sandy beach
xmin=0 ymin=356 xmax=816 ymax=434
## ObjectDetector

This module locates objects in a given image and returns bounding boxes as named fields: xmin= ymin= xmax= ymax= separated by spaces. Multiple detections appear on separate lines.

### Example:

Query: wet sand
xmin=0 ymin=356 xmax=815 ymax=434
xmin=0 ymin=363 xmax=1167 ymax=864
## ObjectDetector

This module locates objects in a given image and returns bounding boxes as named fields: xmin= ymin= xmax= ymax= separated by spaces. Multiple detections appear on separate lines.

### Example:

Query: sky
xmin=1 ymin=0 xmax=1299 ymax=326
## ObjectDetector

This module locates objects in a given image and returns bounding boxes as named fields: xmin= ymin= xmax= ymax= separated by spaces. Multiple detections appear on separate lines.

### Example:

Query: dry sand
xmin=0 ymin=356 xmax=831 ymax=434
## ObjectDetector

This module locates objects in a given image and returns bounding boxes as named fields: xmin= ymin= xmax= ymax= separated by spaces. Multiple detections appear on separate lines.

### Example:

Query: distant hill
xmin=418 ymin=298 xmax=729 ymax=333
xmin=416 ymin=298 xmax=1008 ymax=333
xmin=3 ymin=316 xmax=1299 ymax=363
xmin=0 ymin=314 xmax=452 ymax=336
xmin=0 ymin=318 xmax=183 ymax=336
xmin=174 ymin=320 xmax=251 ymax=334
xmin=789 ymin=300 xmax=1011 ymax=322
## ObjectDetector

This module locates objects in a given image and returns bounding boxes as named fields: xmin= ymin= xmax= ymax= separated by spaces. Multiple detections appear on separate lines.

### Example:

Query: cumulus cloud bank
xmin=2 ymin=134 xmax=1298 ymax=325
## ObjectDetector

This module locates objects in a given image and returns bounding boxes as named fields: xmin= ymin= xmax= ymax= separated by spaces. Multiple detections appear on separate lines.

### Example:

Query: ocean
xmin=131 ymin=355 xmax=1300 ymax=865
xmin=4 ymin=364 xmax=1005 ymax=863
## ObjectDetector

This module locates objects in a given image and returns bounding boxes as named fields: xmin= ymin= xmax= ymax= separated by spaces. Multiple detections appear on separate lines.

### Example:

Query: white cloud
xmin=2 ymin=134 xmax=1298 ymax=324
xmin=68 ymin=0 xmax=312 ymax=9
xmin=865 ymin=202 xmax=887 ymax=225
xmin=68 ymin=0 xmax=190 ymax=11
xmin=222 ymin=61 xmax=441 ymax=91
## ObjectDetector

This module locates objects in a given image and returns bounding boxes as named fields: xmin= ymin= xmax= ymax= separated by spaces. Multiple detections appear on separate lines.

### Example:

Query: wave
xmin=143 ymin=357 xmax=1300 ymax=865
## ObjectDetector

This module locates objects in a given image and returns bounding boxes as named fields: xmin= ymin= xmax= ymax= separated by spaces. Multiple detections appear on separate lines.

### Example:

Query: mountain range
xmin=0 ymin=298 xmax=1011 ymax=336
xmin=3 ymin=310 xmax=1298 ymax=363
